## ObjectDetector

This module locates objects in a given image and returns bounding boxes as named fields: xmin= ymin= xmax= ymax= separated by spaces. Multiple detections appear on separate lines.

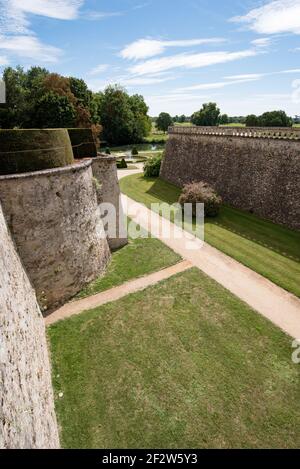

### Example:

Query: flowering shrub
xmin=179 ymin=181 xmax=222 ymax=217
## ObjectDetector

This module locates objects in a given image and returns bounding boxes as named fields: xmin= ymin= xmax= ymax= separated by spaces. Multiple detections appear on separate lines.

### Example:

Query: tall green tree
xmin=129 ymin=94 xmax=151 ymax=142
xmin=0 ymin=67 xmax=27 ymax=128
xmin=33 ymin=92 xmax=76 ymax=128
xmin=156 ymin=112 xmax=173 ymax=132
xmin=97 ymin=85 xmax=135 ymax=144
xmin=96 ymin=85 xmax=151 ymax=144
xmin=219 ymin=114 xmax=229 ymax=125
xmin=246 ymin=111 xmax=292 ymax=127
xmin=259 ymin=111 xmax=292 ymax=127
xmin=245 ymin=114 xmax=260 ymax=127
xmin=191 ymin=102 xmax=220 ymax=126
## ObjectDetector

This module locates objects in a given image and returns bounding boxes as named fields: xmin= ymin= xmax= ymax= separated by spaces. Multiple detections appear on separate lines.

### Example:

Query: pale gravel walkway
xmin=118 ymin=168 xmax=300 ymax=339
xmin=45 ymin=260 xmax=192 ymax=325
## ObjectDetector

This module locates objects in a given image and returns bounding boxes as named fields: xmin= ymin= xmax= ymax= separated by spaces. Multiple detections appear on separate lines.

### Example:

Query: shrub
xmin=67 ymin=128 xmax=97 ymax=159
xmin=105 ymin=147 xmax=111 ymax=155
xmin=117 ymin=158 xmax=127 ymax=169
xmin=132 ymin=146 xmax=139 ymax=156
xmin=179 ymin=181 xmax=222 ymax=217
xmin=143 ymin=154 xmax=162 ymax=177
xmin=0 ymin=129 xmax=74 ymax=175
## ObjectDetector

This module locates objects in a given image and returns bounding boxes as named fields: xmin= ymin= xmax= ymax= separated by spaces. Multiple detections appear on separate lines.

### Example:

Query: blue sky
xmin=0 ymin=0 xmax=300 ymax=116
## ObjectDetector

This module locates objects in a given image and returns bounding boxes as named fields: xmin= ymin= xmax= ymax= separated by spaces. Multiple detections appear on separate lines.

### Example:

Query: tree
xmin=0 ymin=66 xmax=27 ymax=128
xmin=96 ymin=85 xmax=135 ymax=145
xmin=129 ymin=94 xmax=152 ymax=142
xmin=219 ymin=114 xmax=229 ymax=125
xmin=95 ymin=85 xmax=151 ymax=145
xmin=191 ymin=102 xmax=220 ymax=126
xmin=33 ymin=92 xmax=76 ymax=128
xmin=259 ymin=110 xmax=292 ymax=127
xmin=156 ymin=112 xmax=173 ymax=132
xmin=245 ymin=114 xmax=260 ymax=127
xmin=69 ymin=77 xmax=92 ymax=108
xmin=246 ymin=111 xmax=293 ymax=127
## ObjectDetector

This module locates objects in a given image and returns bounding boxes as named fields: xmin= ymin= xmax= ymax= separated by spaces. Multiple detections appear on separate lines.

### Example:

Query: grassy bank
xmin=76 ymin=220 xmax=181 ymax=299
xmin=49 ymin=268 xmax=300 ymax=448
xmin=120 ymin=174 xmax=300 ymax=297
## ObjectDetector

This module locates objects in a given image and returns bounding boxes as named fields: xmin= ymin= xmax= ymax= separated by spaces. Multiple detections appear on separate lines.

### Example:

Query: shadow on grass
xmin=144 ymin=176 xmax=300 ymax=262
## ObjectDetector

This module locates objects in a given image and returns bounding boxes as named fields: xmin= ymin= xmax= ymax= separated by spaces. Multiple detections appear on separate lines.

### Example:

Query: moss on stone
xmin=67 ymin=128 xmax=97 ymax=159
xmin=0 ymin=129 xmax=74 ymax=175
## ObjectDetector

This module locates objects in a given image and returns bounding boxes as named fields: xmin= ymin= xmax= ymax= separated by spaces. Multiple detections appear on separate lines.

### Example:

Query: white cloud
xmin=0 ymin=0 xmax=84 ymax=33
xmin=176 ymin=77 xmax=261 ymax=92
xmin=224 ymin=73 xmax=264 ymax=80
xmin=251 ymin=37 xmax=272 ymax=47
xmin=231 ymin=0 xmax=300 ymax=35
xmin=88 ymin=64 xmax=110 ymax=75
xmin=121 ymin=37 xmax=225 ymax=60
xmin=129 ymin=49 xmax=257 ymax=76
xmin=279 ymin=68 xmax=300 ymax=73
xmin=87 ymin=72 xmax=174 ymax=91
xmin=84 ymin=10 xmax=123 ymax=20
xmin=0 ymin=35 xmax=62 ymax=62
xmin=13 ymin=0 xmax=83 ymax=19
xmin=121 ymin=75 xmax=174 ymax=86
xmin=0 ymin=1 xmax=84 ymax=63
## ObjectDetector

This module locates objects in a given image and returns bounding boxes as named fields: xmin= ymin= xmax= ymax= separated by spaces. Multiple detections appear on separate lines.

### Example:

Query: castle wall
xmin=161 ymin=127 xmax=300 ymax=230
xmin=0 ymin=204 xmax=59 ymax=449
xmin=92 ymin=155 xmax=128 ymax=250
xmin=0 ymin=160 xmax=111 ymax=312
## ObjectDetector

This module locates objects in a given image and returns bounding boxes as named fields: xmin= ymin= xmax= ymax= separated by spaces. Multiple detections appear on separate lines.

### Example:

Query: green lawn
xmin=76 ymin=220 xmax=181 ymax=299
xmin=120 ymin=174 xmax=300 ymax=297
xmin=49 ymin=268 xmax=300 ymax=449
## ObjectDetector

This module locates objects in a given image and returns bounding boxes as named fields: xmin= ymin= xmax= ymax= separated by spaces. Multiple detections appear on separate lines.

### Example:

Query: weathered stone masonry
xmin=161 ymin=126 xmax=300 ymax=230
xmin=0 ymin=159 xmax=111 ymax=312
xmin=92 ymin=155 xmax=127 ymax=251
xmin=0 ymin=204 xmax=59 ymax=448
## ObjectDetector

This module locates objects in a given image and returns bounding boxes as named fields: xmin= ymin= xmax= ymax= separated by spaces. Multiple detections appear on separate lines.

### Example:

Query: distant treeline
xmin=153 ymin=103 xmax=297 ymax=129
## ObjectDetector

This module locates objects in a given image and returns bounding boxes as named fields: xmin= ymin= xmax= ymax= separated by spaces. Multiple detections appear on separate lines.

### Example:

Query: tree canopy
xmin=191 ymin=103 xmax=220 ymax=126
xmin=156 ymin=112 xmax=173 ymax=132
xmin=0 ymin=66 xmax=151 ymax=145
xmin=245 ymin=110 xmax=292 ymax=127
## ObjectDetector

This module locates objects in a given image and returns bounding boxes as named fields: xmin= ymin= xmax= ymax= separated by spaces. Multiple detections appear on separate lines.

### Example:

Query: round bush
xmin=105 ymin=147 xmax=111 ymax=155
xmin=143 ymin=154 xmax=162 ymax=177
xmin=0 ymin=129 xmax=74 ymax=175
xmin=132 ymin=146 xmax=139 ymax=156
xmin=179 ymin=181 xmax=222 ymax=217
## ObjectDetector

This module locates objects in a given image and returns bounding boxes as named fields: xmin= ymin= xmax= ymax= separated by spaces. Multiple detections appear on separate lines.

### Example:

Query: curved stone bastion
xmin=161 ymin=126 xmax=300 ymax=230
xmin=0 ymin=159 xmax=111 ymax=312
xmin=92 ymin=154 xmax=128 ymax=250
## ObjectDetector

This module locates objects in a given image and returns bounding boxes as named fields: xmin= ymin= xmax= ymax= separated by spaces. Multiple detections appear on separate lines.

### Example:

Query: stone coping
xmin=0 ymin=158 xmax=93 ymax=181
xmin=168 ymin=126 xmax=300 ymax=140
xmin=96 ymin=153 xmax=117 ymax=161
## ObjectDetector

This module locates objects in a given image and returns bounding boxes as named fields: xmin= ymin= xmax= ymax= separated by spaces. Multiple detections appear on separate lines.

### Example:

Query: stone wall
xmin=0 ymin=160 xmax=111 ymax=312
xmin=161 ymin=127 xmax=300 ymax=230
xmin=92 ymin=155 xmax=127 ymax=250
xmin=0 ymin=203 xmax=59 ymax=449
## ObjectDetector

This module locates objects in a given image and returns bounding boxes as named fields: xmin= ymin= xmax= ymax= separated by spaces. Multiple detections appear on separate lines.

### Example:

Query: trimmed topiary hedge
xmin=67 ymin=128 xmax=98 ymax=159
xmin=0 ymin=129 xmax=74 ymax=175
xmin=117 ymin=158 xmax=128 ymax=169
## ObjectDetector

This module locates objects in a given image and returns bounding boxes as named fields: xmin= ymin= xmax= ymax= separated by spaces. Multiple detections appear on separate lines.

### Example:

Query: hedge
xmin=0 ymin=129 xmax=74 ymax=176
xmin=67 ymin=128 xmax=98 ymax=159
